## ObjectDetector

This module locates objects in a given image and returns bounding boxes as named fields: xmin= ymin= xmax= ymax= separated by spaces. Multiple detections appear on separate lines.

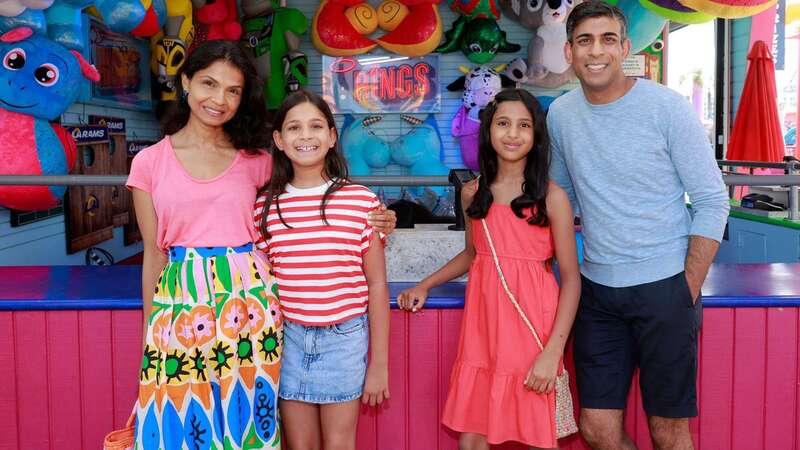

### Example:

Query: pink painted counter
xmin=0 ymin=264 xmax=799 ymax=449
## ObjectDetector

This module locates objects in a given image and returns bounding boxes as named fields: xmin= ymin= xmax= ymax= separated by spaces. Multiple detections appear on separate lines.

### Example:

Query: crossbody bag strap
xmin=480 ymin=218 xmax=545 ymax=352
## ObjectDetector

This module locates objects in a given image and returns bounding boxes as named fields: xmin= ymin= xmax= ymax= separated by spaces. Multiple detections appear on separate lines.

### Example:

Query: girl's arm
xmin=526 ymin=183 xmax=581 ymax=394
xmin=396 ymin=181 xmax=478 ymax=312
xmin=361 ymin=232 xmax=391 ymax=406
xmin=132 ymin=189 xmax=168 ymax=350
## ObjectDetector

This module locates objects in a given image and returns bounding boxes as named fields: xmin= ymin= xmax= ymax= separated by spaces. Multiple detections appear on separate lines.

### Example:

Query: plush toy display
xmin=194 ymin=0 xmax=240 ymax=42
xmin=150 ymin=0 xmax=194 ymax=101
xmin=447 ymin=65 xmax=513 ymax=170
xmin=241 ymin=0 xmax=308 ymax=109
xmin=0 ymin=27 xmax=100 ymax=211
xmin=311 ymin=0 xmax=443 ymax=57
xmin=499 ymin=0 xmax=576 ymax=89
xmin=0 ymin=0 xmax=53 ymax=17
xmin=340 ymin=114 xmax=450 ymax=195
xmin=640 ymin=0 xmax=713 ymax=24
xmin=436 ymin=16 xmax=519 ymax=63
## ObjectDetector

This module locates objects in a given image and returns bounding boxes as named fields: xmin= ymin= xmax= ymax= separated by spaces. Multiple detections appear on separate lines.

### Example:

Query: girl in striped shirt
xmin=254 ymin=90 xmax=390 ymax=450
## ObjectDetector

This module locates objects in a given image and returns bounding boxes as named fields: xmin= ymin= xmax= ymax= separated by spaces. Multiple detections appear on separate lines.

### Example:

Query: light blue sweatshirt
xmin=547 ymin=79 xmax=729 ymax=288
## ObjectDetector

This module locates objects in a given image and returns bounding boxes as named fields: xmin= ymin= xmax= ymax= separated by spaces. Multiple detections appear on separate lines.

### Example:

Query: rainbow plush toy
xmin=0 ymin=27 xmax=100 ymax=211
xmin=676 ymin=0 xmax=775 ymax=18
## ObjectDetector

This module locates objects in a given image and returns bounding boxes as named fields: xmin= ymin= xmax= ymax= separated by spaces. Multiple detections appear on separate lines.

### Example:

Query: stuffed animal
xmin=0 ymin=27 xmax=100 ymax=211
xmin=436 ymin=16 xmax=519 ymax=64
xmin=340 ymin=114 xmax=450 ymax=195
xmin=0 ymin=0 xmax=53 ymax=18
xmin=241 ymin=0 xmax=308 ymax=109
xmin=447 ymin=65 xmax=513 ymax=170
xmin=311 ymin=0 xmax=443 ymax=57
xmin=193 ymin=0 xmax=241 ymax=42
xmin=499 ymin=0 xmax=575 ymax=89
xmin=93 ymin=0 xmax=167 ymax=37
xmin=150 ymin=0 xmax=194 ymax=101
xmin=640 ymin=0 xmax=713 ymax=24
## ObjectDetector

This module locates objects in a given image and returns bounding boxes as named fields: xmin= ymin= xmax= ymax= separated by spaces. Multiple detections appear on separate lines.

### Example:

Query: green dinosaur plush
xmin=436 ymin=16 xmax=520 ymax=64
xmin=241 ymin=0 xmax=308 ymax=109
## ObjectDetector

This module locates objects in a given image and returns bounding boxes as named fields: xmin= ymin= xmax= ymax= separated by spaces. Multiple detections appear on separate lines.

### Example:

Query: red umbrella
xmin=727 ymin=40 xmax=784 ymax=162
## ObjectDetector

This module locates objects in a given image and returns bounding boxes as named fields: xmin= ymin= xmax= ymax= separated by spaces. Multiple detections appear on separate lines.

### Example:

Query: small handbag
xmin=103 ymin=407 xmax=136 ymax=450
xmin=480 ymin=218 xmax=579 ymax=439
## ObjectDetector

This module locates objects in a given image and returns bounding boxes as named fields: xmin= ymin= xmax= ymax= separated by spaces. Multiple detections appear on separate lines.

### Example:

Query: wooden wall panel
xmin=3 ymin=307 xmax=799 ymax=450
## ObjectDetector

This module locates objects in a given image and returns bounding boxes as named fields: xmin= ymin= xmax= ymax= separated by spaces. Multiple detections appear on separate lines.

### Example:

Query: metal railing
xmin=3 ymin=168 xmax=800 ymax=219
xmin=718 ymin=159 xmax=800 ymax=220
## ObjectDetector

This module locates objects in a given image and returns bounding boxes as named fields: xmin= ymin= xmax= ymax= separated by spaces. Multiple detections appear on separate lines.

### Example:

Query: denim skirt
xmin=279 ymin=314 xmax=369 ymax=404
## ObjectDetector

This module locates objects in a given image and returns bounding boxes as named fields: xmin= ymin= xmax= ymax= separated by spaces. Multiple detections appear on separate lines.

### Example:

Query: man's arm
xmin=668 ymin=96 xmax=729 ymax=299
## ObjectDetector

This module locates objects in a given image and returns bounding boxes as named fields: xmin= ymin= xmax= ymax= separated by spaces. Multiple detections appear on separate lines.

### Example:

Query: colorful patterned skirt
xmin=135 ymin=244 xmax=283 ymax=450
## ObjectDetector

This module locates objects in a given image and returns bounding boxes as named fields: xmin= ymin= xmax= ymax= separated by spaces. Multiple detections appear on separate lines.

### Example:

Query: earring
xmin=182 ymin=90 xmax=189 ymax=101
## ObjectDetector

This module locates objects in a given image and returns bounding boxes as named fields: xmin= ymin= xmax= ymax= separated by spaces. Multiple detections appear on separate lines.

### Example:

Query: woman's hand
xmin=524 ymin=348 xmax=561 ymax=394
xmin=397 ymin=285 xmax=429 ymax=312
xmin=362 ymin=363 xmax=390 ymax=406
xmin=368 ymin=204 xmax=397 ymax=235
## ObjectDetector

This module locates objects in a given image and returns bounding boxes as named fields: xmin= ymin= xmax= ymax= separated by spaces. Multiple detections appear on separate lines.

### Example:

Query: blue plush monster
xmin=0 ymin=27 xmax=100 ymax=211
xmin=340 ymin=114 xmax=450 ymax=196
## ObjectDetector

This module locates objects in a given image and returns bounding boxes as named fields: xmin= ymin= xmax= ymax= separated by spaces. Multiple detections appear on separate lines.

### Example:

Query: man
xmin=547 ymin=2 xmax=729 ymax=449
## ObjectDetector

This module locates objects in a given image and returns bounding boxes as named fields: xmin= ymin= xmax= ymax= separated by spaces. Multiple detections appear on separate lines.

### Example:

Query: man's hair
xmin=566 ymin=1 xmax=628 ymax=43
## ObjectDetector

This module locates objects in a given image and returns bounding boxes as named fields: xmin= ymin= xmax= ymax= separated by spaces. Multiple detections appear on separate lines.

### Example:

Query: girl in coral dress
xmin=398 ymin=89 xmax=580 ymax=449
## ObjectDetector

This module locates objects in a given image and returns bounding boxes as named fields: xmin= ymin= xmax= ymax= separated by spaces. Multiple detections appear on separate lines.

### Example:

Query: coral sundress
xmin=442 ymin=204 xmax=560 ymax=448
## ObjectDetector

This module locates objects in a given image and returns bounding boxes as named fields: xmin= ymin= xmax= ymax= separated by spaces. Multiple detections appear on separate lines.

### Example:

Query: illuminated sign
xmin=322 ymin=55 xmax=440 ymax=114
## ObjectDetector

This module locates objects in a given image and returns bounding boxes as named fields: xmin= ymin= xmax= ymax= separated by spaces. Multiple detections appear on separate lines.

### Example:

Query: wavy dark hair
xmin=466 ymin=88 xmax=550 ymax=226
xmin=161 ymin=40 xmax=268 ymax=154
xmin=257 ymin=89 xmax=350 ymax=239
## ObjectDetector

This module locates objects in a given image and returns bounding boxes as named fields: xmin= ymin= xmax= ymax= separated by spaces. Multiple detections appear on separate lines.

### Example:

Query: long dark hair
xmin=257 ymin=89 xmax=350 ymax=239
xmin=161 ymin=40 xmax=268 ymax=154
xmin=466 ymin=88 xmax=550 ymax=226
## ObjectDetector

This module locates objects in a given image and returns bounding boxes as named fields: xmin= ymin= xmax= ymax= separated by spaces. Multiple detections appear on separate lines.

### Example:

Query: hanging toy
xmin=498 ymin=0 xmax=576 ymax=88
xmin=0 ymin=27 xmax=100 ymax=211
xmin=44 ymin=0 xmax=93 ymax=51
xmin=193 ymin=0 xmax=241 ymax=43
xmin=241 ymin=0 xmax=308 ymax=109
xmin=447 ymin=64 xmax=513 ymax=170
xmin=150 ymin=0 xmax=194 ymax=101
xmin=436 ymin=16 xmax=519 ymax=64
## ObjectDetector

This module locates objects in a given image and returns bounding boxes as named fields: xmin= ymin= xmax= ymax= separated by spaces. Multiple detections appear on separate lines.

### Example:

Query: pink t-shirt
xmin=126 ymin=137 xmax=271 ymax=252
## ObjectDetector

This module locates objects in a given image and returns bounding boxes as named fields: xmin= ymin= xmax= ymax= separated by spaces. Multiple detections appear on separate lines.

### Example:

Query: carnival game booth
xmin=0 ymin=0 xmax=797 ymax=449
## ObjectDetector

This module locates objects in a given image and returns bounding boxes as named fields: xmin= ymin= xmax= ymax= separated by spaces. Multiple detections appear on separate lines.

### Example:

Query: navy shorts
xmin=573 ymin=272 xmax=702 ymax=418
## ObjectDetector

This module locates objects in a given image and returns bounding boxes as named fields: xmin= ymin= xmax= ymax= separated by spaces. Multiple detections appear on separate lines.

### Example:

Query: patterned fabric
xmin=253 ymin=182 xmax=382 ymax=326
xmin=135 ymin=244 xmax=283 ymax=450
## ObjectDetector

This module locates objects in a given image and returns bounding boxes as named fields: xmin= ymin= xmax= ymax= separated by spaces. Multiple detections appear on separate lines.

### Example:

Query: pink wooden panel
xmin=46 ymin=311 xmax=82 ymax=450
xmin=408 ymin=311 xmax=441 ymax=449
xmin=0 ymin=313 xmax=19 ymax=450
xmin=78 ymin=310 xmax=114 ymax=450
xmin=699 ymin=308 xmax=734 ymax=449
xmin=438 ymin=309 xmax=462 ymax=450
xmin=731 ymin=308 xmax=767 ymax=450
xmin=763 ymin=308 xmax=798 ymax=449
xmin=4 ymin=306 xmax=799 ymax=450
xmin=14 ymin=311 xmax=50 ymax=450
xmin=111 ymin=310 xmax=141 ymax=429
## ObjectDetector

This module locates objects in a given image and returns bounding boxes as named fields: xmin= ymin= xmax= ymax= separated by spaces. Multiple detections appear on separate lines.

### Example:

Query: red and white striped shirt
xmin=253 ymin=182 xmax=382 ymax=326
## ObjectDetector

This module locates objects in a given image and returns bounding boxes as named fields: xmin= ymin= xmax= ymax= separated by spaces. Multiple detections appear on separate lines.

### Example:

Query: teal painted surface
xmin=715 ymin=215 xmax=800 ymax=263
xmin=730 ymin=18 xmax=752 ymax=122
